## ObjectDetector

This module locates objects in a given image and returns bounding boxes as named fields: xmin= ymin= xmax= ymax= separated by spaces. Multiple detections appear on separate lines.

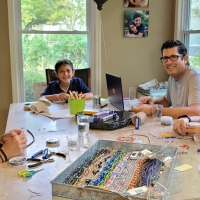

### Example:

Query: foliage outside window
xmin=20 ymin=0 xmax=88 ymax=101
xmin=183 ymin=0 xmax=200 ymax=69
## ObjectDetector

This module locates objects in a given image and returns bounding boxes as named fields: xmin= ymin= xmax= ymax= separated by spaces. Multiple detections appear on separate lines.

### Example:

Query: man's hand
xmin=187 ymin=124 xmax=200 ymax=137
xmin=138 ymin=96 xmax=154 ymax=105
xmin=173 ymin=118 xmax=189 ymax=136
xmin=131 ymin=104 xmax=152 ymax=116
xmin=1 ymin=129 xmax=27 ymax=159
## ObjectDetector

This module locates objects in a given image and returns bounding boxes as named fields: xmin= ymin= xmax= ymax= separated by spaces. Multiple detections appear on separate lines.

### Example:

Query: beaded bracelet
xmin=0 ymin=148 xmax=8 ymax=161
xmin=75 ymin=150 xmax=116 ymax=186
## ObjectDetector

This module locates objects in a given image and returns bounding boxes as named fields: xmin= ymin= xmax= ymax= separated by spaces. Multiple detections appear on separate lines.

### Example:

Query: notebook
xmin=105 ymin=73 xmax=131 ymax=111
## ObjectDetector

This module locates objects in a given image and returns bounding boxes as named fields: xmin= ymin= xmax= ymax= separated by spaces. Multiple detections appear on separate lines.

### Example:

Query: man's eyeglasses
xmin=160 ymin=55 xmax=183 ymax=63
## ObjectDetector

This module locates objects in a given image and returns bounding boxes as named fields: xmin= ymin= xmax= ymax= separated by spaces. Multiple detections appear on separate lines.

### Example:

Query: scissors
xmin=18 ymin=168 xmax=44 ymax=178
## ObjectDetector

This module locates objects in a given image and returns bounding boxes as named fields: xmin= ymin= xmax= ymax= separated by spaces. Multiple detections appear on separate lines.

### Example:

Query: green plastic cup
xmin=69 ymin=99 xmax=86 ymax=115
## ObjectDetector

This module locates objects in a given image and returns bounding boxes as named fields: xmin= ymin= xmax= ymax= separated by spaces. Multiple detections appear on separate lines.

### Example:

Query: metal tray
xmin=51 ymin=140 xmax=177 ymax=200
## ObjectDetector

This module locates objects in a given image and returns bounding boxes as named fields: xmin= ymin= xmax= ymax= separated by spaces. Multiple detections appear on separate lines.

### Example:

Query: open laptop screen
xmin=105 ymin=73 xmax=124 ymax=111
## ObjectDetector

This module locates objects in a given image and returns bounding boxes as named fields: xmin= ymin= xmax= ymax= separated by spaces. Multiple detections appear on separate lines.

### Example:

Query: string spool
xmin=161 ymin=116 xmax=172 ymax=126
xmin=9 ymin=157 xmax=27 ymax=166
xmin=132 ymin=112 xmax=147 ymax=126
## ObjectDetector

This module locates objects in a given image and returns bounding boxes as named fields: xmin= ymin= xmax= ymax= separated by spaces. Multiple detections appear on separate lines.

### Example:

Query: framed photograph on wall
xmin=124 ymin=0 xmax=149 ymax=8
xmin=124 ymin=10 xmax=149 ymax=38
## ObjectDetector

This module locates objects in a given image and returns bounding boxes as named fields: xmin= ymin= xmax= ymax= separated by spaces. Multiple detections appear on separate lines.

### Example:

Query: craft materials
xmin=18 ymin=168 xmax=44 ymax=178
xmin=64 ymin=148 xmax=163 ymax=194
xmin=116 ymin=136 xmax=135 ymax=142
xmin=83 ymin=109 xmax=99 ymax=115
xmin=197 ymin=149 xmax=200 ymax=153
xmin=26 ymin=129 xmax=35 ymax=148
xmin=99 ymin=113 xmax=117 ymax=122
xmin=93 ymin=110 xmax=114 ymax=118
xmin=160 ymin=133 xmax=173 ymax=137
xmin=131 ymin=112 xmax=147 ymax=126
xmin=9 ymin=157 xmax=27 ymax=166
xmin=27 ymin=158 xmax=54 ymax=168
xmin=31 ymin=148 xmax=49 ymax=159
xmin=69 ymin=91 xmax=85 ymax=99
xmin=129 ymin=151 xmax=140 ymax=159
xmin=135 ymin=117 xmax=140 ymax=130
xmin=46 ymin=138 xmax=60 ymax=147
xmin=160 ymin=116 xmax=173 ymax=126
xmin=174 ymin=164 xmax=193 ymax=172
xmin=180 ymin=144 xmax=189 ymax=149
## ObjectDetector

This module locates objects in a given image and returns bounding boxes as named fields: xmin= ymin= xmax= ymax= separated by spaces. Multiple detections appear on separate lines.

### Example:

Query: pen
xmin=101 ymin=104 xmax=108 ymax=108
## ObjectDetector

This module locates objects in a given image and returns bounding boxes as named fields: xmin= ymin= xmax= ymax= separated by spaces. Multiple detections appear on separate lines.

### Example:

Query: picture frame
xmin=124 ymin=0 xmax=149 ymax=8
xmin=124 ymin=10 xmax=149 ymax=38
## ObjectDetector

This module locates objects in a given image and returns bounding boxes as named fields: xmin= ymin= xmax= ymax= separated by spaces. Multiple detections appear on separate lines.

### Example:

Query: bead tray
xmin=51 ymin=140 xmax=177 ymax=200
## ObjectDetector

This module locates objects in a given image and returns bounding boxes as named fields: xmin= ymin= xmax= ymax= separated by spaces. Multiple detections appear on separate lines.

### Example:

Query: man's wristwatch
xmin=178 ymin=115 xmax=191 ymax=122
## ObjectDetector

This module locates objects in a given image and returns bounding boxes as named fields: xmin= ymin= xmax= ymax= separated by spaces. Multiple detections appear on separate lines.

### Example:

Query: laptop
xmin=105 ymin=73 xmax=131 ymax=111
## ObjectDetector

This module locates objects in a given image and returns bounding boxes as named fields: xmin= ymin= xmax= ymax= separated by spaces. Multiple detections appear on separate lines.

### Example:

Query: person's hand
xmin=56 ymin=93 xmax=69 ymax=101
xmin=1 ymin=130 xmax=27 ymax=159
xmin=0 ymin=129 xmax=23 ymax=143
xmin=138 ymin=96 xmax=154 ymax=105
xmin=186 ymin=124 xmax=200 ymax=137
xmin=173 ymin=118 xmax=189 ymax=136
xmin=127 ymin=34 xmax=135 ymax=38
xmin=131 ymin=104 xmax=152 ymax=116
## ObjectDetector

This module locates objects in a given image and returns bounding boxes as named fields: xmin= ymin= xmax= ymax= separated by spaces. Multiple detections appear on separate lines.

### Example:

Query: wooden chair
xmin=45 ymin=68 xmax=91 ymax=88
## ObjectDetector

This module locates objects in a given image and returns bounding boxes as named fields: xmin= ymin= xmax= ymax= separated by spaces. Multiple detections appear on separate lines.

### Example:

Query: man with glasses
xmin=131 ymin=40 xmax=200 ymax=118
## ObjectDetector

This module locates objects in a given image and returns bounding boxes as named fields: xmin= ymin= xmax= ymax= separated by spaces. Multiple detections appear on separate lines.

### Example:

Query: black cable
xmin=26 ymin=129 xmax=35 ymax=148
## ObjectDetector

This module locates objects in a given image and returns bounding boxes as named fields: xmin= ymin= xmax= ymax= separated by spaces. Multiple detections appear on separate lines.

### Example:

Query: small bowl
xmin=194 ymin=134 xmax=200 ymax=145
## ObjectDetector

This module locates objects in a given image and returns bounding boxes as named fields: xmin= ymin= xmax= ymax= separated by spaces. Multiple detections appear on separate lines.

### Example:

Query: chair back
xmin=45 ymin=69 xmax=58 ymax=85
xmin=45 ymin=68 xmax=91 ymax=88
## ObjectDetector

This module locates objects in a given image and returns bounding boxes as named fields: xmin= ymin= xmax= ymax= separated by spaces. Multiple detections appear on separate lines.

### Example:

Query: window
xmin=175 ymin=0 xmax=200 ymax=69
xmin=8 ymin=0 xmax=101 ymax=102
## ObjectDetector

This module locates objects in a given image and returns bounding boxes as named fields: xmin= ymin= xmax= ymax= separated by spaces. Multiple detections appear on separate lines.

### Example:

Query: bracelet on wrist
xmin=0 ymin=154 xmax=4 ymax=163
xmin=178 ymin=115 xmax=191 ymax=122
xmin=0 ymin=148 xmax=8 ymax=161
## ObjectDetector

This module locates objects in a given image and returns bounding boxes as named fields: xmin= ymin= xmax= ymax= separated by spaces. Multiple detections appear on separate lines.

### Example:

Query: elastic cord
xmin=0 ymin=148 xmax=8 ymax=161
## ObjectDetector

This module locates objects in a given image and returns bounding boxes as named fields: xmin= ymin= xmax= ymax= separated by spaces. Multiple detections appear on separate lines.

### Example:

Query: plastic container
xmin=69 ymin=99 xmax=86 ymax=115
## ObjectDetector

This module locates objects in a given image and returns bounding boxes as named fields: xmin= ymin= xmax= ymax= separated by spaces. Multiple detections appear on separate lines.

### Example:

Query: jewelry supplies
xmin=161 ymin=116 xmax=173 ymax=126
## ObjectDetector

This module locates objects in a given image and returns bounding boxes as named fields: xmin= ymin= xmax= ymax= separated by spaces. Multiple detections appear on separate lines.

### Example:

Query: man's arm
xmin=162 ymin=103 xmax=200 ymax=118
xmin=154 ymin=97 xmax=169 ymax=107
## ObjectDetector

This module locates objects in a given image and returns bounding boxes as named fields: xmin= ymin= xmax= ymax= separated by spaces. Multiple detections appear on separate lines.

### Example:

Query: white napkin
xmin=29 ymin=96 xmax=52 ymax=113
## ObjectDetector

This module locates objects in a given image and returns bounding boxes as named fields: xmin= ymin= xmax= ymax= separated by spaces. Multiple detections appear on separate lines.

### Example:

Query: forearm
xmin=162 ymin=106 xmax=200 ymax=118
xmin=43 ymin=94 xmax=59 ymax=102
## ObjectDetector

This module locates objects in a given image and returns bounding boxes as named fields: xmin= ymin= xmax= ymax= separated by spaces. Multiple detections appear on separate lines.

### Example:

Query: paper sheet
xmin=40 ymin=109 xmax=74 ymax=119
xmin=174 ymin=164 xmax=193 ymax=172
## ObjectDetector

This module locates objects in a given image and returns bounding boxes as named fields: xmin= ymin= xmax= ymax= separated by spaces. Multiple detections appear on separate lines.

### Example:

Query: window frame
xmin=175 ymin=0 xmax=200 ymax=51
xmin=7 ymin=0 xmax=101 ymax=102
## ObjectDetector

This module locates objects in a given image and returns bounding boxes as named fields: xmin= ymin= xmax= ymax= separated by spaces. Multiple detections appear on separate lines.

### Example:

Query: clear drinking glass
xmin=66 ymin=133 xmax=79 ymax=151
xmin=152 ymin=104 xmax=163 ymax=122
xmin=77 ymin=115 xmax=90 ymax=137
